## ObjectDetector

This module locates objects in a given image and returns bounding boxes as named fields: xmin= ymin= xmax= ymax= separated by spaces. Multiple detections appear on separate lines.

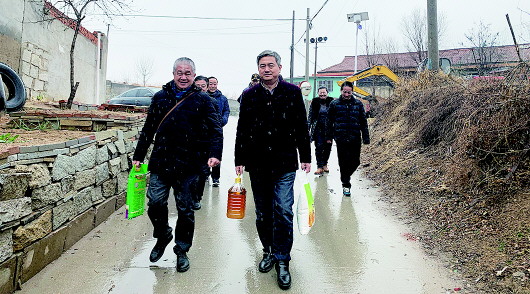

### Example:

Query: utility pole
xmin=311 ymin=37 xmax=327 ymax=98
xmin=290 ymin=10 xmax=295 ymax=83
xmin=427 ymin=0 xmax=439 ymax=71
xmin=305 ymin=8 xmax=310 ymax=84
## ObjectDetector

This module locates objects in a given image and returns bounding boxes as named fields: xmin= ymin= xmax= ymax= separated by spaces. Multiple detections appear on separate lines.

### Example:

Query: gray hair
xmin=257 ymin=50 xmax=281 ymax=66
xmin=173 ymin=57 xmax=196 ymax=73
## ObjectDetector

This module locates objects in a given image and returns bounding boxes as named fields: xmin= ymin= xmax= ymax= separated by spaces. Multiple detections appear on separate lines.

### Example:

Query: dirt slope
xmin=362 ymin=72 xmax=529 ymax=293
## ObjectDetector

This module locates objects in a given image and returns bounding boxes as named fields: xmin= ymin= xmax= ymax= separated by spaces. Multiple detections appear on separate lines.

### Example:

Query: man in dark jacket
xmin=132 ymin=57 xmax=223 ymax=272
xmin=207 ymin=76 xmax=230 ymax=187
xmin=326 ymin=81 xmax=370 ymax=196
xmin=308 ymin=86 xmax=334 ymax=175
xmin=235 ymin=50 xmax=311 ymax=290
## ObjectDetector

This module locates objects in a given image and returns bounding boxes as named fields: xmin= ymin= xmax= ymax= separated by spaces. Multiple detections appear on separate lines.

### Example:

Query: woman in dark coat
xmin=308 ymin=86 xmax=334 ymax=175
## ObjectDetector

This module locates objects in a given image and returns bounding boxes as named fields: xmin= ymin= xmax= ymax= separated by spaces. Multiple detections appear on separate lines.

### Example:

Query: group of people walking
xmin=131 ymin=50 xmax=369 ymax=290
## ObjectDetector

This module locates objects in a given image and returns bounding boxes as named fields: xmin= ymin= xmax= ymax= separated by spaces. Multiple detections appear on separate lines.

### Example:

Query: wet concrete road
xmin=16 ymin=117 xmax=459 ymax=294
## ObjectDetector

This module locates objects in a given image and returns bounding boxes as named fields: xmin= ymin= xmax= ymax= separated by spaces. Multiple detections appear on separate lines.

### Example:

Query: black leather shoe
xmin=258 ymin=253 xmax=275 ymax=273
xmin=192 ymin=202 xmax=201 ymax=210
xmin=149 ymin=231 xmax=173 ymax=262
xmin=176 ymin=252 xmax=190 ymax=272
xmin=275 ymin=260 xmax=291 ymax=290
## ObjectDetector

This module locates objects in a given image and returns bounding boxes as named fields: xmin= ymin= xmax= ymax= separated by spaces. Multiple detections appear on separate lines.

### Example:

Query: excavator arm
xmin=337 ymin=65 xmax=398 ymax=97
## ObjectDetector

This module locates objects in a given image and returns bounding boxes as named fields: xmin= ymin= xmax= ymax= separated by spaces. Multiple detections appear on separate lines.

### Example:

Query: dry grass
xmin=364 ymin=70 xmax=530 ymax=293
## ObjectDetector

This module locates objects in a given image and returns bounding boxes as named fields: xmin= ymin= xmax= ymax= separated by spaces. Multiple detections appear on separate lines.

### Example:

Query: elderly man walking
xmin=235 ymin=50 xmax=311 ymax=290
xmin=132 ymin=57 xmax=223 ymax=272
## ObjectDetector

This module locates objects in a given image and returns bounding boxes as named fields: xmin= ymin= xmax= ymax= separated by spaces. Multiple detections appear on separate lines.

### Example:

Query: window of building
xmin=317 ymin=80 xmax=333 ymax=92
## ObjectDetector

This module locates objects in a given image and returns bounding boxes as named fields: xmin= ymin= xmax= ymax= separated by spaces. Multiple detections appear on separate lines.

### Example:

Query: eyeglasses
xmin=175 ymin=71 xmax=193 ymax=77
xmin=341 ymin=90 xmax=352 ymax=94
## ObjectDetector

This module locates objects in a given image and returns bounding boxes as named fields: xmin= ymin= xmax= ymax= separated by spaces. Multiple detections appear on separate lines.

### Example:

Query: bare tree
xmin=464 ymin=21 xmax=501 ymax=76
xmin=401 ymin=9 xmax=447 ymax=66
xmin=381 ymin=38 xmax=402 ymax=73
xmin=362 ymin=23 xmax=382 ymax=68
xmin=136 ymin=57 xmax=154 ymax=86
xmin=402 ymin=9 xmax=427 ymax=65
xmin=45 ymin=0 xmax=130 ymax=109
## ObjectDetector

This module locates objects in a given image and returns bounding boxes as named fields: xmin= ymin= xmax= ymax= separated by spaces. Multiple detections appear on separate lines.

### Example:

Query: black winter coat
xmin=235 ymin=81 xmax=311 ymax=173
xmin=326 ymin=96 xmax=370 ymax=144
xmin=133 ymin=81 xmax=223 ymax=175
xmin=308 ymin=96 xmax=334 ymax=142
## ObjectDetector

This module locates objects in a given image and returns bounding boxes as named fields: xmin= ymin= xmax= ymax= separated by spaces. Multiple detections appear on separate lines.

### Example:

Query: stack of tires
xmin=0 ymin=62 xmax=27 ymax=112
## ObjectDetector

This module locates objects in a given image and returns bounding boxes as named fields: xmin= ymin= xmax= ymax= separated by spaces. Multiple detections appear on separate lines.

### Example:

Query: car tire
xmin=0 ymin=62 xmax=27 ymax=112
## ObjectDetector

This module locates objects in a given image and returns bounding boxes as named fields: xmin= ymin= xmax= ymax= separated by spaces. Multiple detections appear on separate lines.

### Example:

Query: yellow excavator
xmin=336 ymin=64 xmax=398 ymax=97
xmin=336 ymin=65 xmax=398 ymax=116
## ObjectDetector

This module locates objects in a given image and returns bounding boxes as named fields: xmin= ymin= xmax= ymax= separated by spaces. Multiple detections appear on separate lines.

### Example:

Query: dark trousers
xmin=194 ymin=165 xmax=210 ymax=202
xmin=211 ymin=164 xmax=221 ymax=181
xmin=249 ymin=171 xmax=296 ymax=261
xmin=336 ymin=140 xmax=362 ymax=188
xmin=146 ymin=173 xmax=198 ymax=253
xmin=314 ymin=140 xmax=332 ymax=168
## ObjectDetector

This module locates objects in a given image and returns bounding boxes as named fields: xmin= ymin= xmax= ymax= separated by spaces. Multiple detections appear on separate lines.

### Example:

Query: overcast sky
xmin=83 ymin=0 xmax=530 ymax=99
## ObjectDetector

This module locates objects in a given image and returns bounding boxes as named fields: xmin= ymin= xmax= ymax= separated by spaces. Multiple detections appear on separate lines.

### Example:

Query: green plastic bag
xmin=126 ymin=164 xmax=148 ymax=219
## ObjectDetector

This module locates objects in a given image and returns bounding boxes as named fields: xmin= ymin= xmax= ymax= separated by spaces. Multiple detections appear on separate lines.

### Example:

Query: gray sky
xmin=83 ymin=0 xmax=530 ymax=99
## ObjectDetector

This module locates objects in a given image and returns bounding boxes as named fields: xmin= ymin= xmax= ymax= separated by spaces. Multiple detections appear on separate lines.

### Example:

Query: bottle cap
xmin=235 ymin=176 xmax=241 ymax=183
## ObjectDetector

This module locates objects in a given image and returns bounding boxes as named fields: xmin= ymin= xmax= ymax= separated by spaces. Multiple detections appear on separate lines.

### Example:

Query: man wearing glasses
xmin=132 ymin=57 xmax=223 ymax=272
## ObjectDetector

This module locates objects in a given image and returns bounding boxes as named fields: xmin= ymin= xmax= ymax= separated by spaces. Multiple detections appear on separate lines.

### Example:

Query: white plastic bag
xmin=296 ymin=171 xmax=315 ymax=235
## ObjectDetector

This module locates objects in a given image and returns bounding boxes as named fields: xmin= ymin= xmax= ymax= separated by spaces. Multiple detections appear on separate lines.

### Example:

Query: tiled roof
xmin=319 ymin=44 xmax=530 ymax=75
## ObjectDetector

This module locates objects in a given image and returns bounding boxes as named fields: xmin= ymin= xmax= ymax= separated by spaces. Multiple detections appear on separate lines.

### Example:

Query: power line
xmin=100 ymin=14 xmax=305 ymax=21
xmin=294 ymin=0 xmax=331 ymax=46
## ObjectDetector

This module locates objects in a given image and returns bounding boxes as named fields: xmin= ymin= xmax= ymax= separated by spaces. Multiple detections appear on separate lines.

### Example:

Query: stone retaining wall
xmin=0 ymin=127 xmax=141 ymax=293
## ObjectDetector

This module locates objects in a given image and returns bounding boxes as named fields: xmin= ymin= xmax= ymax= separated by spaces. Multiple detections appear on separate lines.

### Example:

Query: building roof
xmin=319 ymin=43 xmax=530 ymax=76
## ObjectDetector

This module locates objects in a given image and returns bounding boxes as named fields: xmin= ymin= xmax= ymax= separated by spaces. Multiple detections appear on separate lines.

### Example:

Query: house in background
xmin=0 ymin=0 xmax=108 ymax=105
xmin=293 ymin=43 xmax=530 ymax=99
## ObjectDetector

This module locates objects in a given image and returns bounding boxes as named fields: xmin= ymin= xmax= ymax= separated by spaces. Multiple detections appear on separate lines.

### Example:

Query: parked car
xmin=108 ymin=87 xmax=161 ymax=106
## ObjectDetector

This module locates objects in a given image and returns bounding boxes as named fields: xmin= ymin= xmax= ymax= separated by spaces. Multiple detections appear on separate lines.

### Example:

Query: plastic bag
xmin=126 ymin=164 xmax=148 ymax=219
xmin=297 ymin=171 xmax=315 ymax=234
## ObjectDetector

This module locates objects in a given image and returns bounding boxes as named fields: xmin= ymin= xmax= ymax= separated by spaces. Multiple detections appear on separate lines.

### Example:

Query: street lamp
xmin=347 ymin=12 xmax=369 ymax=87
xmin=310 ymin=36 xmax=327 ymax=98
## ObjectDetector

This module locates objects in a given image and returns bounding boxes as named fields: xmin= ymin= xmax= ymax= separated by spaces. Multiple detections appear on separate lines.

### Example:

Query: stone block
xmin=0 ymin=230 xmax=12 ymax=263
xmin=91 ymin=186 xmax=103 ymax=203
xmin=95 ymin=129 xmax=116 ymax=142
xmin=52 ymin=200 xmax=75 ymax=230
xmin=0 ymin=198 xmax=32 ymax=225
xmin=21 ymin=75 xmax=33 ymax=89
xmin=116 ymin=191 xmax=126 ymax=209
xmin=120 ymin=154 xmax=130 ymax=172
xmin=60 ymin=175 xmax=75 ymax=195
xmin=94 ymin=197 xmax=117 ymax=228
xmin=0 ymin=255 xmax=17 ymax=294
xmin=0 ymin=172 xmax=30 ymax=201
xmin=60 ymin=119 xmax=92 ymax=127
xmin=115 ymin=139 xmax=126 ymax=154
xmin=29 ymin=64 xmax=38 ymax=78
xmin=14 ymin=163 xmax=51 ymax=189
xmin=38 ymin=142 xmax=66 ymax=152
xmin=13 ymin=210 xmax=52 ymax=251
xmin=33 ymin=79 xmax=44 ymax=91
xmin=73 ymin=187 xmax=93 ymax=216
xmin=21 ymin=50 xmax=31 ymax=63
xmin=31 ymin=183 xmax=62 ymax=210
xmin=65 ymin=139 xmax=78 ymax=147
xmin=18 ymin=146 xmax=38 ymax=153
xmin=101 ymin=178 xmax=117 ymax=197
xmin=95 ymin=162 xmax=110 ymax=185
xmin=107 ymin=142 xmax=118 ymax=155
xmin=108 ymin=157 xmax=121 ymax=177
xmin=73 ymin=169 xmax=96 ymax=191
xmin=96 ymin=145 xmax=109 ymax=164
xmin=19 ymin=226 xmax=67 ymax=284
xmin=117 ymin=171 xmax=128 ymax=194
xmin=73 ymin=145 xmax=96 ymax=172
xmin=63 ymin=208 xmax=95 ymax=250
xmin=51 ymin=154 xmax=76 ymax=181
xmin=30 ymin=54 xmax=41 ymax=67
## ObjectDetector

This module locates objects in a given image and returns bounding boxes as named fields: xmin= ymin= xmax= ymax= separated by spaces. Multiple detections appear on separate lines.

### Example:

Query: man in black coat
xmin=235 ymin=50 xmax=311 ymax=290
xmin=326 ymin=81 xmax=370 ymax=197
xmin=132 ymin=57 xmax=223 ymax=272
